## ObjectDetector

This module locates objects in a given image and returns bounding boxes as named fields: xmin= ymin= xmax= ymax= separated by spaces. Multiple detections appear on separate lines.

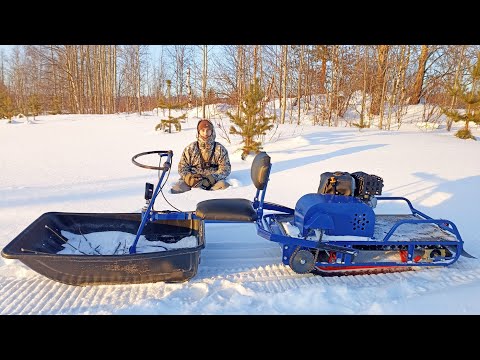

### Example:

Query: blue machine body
xmin=294 ymin=193 xmax=375 ymax=237
xmin=127 ymin=153 xmax=466 ymax=274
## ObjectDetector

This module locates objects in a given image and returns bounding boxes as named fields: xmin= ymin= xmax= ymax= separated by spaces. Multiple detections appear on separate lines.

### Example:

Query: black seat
xmin=196 ymin=198 xmax=257 ymax=221
xmin=195 ymin=152 xmax=271 ymax=222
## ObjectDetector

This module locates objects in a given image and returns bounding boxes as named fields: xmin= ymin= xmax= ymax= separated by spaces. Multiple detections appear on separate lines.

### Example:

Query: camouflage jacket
xmin=178 ymin=122 xmax=231 ymax=182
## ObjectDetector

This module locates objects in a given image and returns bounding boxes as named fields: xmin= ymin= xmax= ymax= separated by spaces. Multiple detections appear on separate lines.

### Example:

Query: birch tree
xmin=280 ymin=45 xmax=288 ymax=124
xmin=202 ymin=45 xmax=208 ymax=118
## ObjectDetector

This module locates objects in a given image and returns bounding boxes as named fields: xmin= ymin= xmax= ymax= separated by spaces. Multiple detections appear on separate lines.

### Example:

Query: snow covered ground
xmin=1 ymin=107 xmax=479 ymax=315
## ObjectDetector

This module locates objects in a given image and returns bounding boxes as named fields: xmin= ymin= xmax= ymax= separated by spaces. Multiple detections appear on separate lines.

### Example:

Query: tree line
xmin=1 ymin=45 xmax=479 ymax=132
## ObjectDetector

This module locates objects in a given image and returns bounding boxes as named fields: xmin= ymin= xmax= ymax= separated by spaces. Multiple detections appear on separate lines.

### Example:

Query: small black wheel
xmin=429 ymin=249 xmax=442 ymax=258
xmin=289 ymin=248 xmax=316 ymax=274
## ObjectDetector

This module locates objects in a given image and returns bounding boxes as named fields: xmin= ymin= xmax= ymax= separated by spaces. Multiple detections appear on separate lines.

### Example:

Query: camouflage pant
xmin=170 ymin=179 xmax=230 ymax=194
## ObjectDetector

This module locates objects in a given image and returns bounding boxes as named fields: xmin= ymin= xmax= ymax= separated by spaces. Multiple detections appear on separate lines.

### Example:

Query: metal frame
xmin=129 ymin=152 xmax=465 ymax=274
xmin=129 ymin=151 xmax=175 ymax=253
xmin=129 ymin=156 xmax=274 ymax=253
xmin=257 ymin=197 xmax=464 ymax=270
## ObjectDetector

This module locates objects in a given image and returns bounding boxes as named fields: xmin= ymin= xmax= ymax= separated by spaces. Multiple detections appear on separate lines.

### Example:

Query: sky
xmin=0 ymin=103 xmax=479 ymax=315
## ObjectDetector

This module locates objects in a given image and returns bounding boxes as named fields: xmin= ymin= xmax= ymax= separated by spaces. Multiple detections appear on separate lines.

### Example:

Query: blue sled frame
xmin=131 ymin=151 xmax=465 ymax=274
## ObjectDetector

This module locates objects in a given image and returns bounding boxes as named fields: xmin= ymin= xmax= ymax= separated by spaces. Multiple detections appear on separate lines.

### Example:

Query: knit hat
xmin=197 ymin=119 xmax=213 ymax=132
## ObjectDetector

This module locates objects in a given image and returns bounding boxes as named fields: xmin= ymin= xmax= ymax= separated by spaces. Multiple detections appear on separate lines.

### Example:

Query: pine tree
xmin=155 ymin=79 xmax=187 ymax=133
xmin=29 ymin=94 xmax=42 ymax=120
xmin=2 ymin=93 xmax=14 ymax=123
xmin=0 ymin=88 xmax=5 ymax=120
xmin=51 ymin=96 xmax=61 ymax=115
xmin=228 ymin=78 xmax=274 ymax=160
xmin=442 ymin=53 xmax=480 ymax=140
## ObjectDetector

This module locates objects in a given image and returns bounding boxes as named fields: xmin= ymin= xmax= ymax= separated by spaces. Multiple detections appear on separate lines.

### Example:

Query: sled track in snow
xmin=0 ymin=257 xmax=479 ymax=314
xmin=198 ymin=257 xmax=480 ymax=293
xmin=1 ymin=225 xmax=478 ymax=314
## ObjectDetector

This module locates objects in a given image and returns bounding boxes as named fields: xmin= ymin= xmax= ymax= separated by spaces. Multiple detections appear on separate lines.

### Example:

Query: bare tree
xmin=409 ymin=45 xmax=429 ymax=105
xmin=280 ymin=45 xmax=288 ymax=124
xmin=262 ymin=45 xmax=282 ymax=122
xmin=186 ymin=67 xmax=192 ymax=108
xmin=136 ymin=45 xmax=142 ymax=114
xmin=359 ymin=45 xmax=370 ymax=128
xmin=370 ymin=45 xmax=390 ymax=116
xmin=312 ymin=45 xmax=329 ymax=94
xmin=167 ymin=45 xmax=189 ymax=104
xmin=446 ymin=45 xmax=467 ymax=131
xmin=202 ymin=45 xmax=208 ymax=118
xmin=296 ymin=45 xmax=304 ymax=125
xmin=3 ymin=43 xmax=478 ymax=134
xmin=237 ymin=45 xmax=245 ymax=117
xmin=0 ymin=49 xmax=5 ymax=86
xmin=395 ymin=45 xmax=411 ymax=125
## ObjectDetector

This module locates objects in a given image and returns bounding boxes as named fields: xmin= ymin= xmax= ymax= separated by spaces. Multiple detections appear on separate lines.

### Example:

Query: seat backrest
xmin=250 ymin=152 xmax=271 ymax=218
xmin=251 ymin=152 xmax=271 ymax=190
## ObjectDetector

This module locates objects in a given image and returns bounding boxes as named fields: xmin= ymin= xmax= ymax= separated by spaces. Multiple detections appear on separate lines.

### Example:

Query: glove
xmin=205 ymin=175 xmax=216 ymax=186
xmin=184 ymin=173 xmax=203 ymax=187
xmin=199 ymin=175 xmax=216 ymax=190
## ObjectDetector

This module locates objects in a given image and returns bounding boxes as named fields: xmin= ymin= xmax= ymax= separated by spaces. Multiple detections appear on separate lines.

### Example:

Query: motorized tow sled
xmin=1 ymin=150 xmax=473 ymax=285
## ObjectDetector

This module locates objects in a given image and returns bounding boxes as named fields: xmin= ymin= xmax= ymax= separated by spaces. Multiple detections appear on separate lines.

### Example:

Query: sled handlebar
xmin=131 ymin=150 xmax=173 ymax=171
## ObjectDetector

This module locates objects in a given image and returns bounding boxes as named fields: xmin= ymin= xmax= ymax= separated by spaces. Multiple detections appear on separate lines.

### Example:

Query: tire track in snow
xmin=2 ymin=276 xmax=42 ymax=314
xmin=0 ymin=257 xmax=478 ymax=314
xmin=0 ymin=277 xmax=27 ymax=311
xmin=44 ymin=282 xmax=82 ymax=314
xmin=17 ymin=278 xmax=62 ymax=314
xmin=199 ymin=258 xmax=480 ymax=299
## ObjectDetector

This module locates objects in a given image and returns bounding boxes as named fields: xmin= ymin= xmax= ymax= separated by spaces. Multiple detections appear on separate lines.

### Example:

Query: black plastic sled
xmin=1 ymin=212 xmax=204 ymax=286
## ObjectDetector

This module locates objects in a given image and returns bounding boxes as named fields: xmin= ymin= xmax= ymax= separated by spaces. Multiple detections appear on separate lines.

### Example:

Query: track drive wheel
xmin=289 ymin=247 xmax=316 ymax=274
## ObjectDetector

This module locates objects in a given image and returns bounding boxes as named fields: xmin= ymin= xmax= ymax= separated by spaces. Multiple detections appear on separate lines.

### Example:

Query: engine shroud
xmin=293 ymin=193 xmax=375 ymax=237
